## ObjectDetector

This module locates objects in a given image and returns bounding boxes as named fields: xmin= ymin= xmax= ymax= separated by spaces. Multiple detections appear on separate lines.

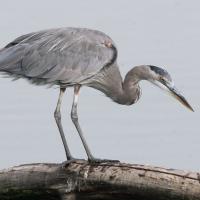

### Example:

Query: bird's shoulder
xmin=5 ymin=27 xmax=117 ymax=50
xmin=3 ymin=28 xmax=118 ymax=84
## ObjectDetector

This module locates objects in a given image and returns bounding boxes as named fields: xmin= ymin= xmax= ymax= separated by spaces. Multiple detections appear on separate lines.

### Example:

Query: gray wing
xmin=0 ymin=28 xmax=117 ymax=84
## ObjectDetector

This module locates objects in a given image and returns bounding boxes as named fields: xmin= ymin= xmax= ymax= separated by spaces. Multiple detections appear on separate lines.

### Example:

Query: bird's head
xmin=143 ymin=65 xmax=194 ymax=111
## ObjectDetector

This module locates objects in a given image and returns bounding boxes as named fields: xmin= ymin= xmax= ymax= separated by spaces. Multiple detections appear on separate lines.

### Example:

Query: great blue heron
xmin=0 ymin=27 xmax=193 ymax=163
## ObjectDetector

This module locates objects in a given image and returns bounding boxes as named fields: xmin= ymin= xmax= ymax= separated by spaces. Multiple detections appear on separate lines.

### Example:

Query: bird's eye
xmin=160 ymin=77 xmax=166 ymax=83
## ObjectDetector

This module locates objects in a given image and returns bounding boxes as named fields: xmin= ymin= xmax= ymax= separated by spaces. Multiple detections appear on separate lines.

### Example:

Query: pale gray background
xmin=0 ymin=0 xmax=199 ymax=170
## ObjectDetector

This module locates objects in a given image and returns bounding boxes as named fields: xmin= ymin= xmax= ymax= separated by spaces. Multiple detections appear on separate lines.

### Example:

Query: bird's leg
xmin=71 ymin=85 xmax=120 ymax=164
xmin=54 ymin=88 xmax=73 ymax=161
xmin=71 ymin=85 xmax=96 ymax=161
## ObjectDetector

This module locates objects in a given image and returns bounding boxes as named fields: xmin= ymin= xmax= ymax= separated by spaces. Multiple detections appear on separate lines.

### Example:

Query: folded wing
xmin=0 ymin=28 xmax=117 ymax=85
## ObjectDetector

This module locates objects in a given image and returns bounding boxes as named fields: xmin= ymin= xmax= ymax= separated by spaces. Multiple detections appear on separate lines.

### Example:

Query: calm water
xmin=0 ymin=0 xmax=199 ymax=171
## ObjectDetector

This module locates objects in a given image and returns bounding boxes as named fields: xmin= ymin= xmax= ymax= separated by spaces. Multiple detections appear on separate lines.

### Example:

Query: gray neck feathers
xmin=88 ymin=64 xmax=144 ymax=105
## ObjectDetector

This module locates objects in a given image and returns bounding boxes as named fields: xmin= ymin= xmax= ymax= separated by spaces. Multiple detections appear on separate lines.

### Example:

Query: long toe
xmin=88 ymin=158 xmax=120 ymax=164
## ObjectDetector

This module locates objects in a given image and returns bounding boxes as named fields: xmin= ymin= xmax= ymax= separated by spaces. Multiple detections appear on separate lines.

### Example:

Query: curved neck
xmin=89 ymin=64 xmax=148 ymax=105
xmin=116 ymin=67 xmax=142 ymax=105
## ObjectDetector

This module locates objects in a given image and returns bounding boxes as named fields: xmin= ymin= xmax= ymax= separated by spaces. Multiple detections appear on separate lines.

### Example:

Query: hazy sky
xmin=0 ymin=0 xmax=199 ymax=170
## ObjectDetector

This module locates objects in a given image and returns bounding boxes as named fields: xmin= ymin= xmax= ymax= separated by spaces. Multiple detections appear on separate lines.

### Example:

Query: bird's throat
xmin=115 ymin=83 xmax=141 ymax=105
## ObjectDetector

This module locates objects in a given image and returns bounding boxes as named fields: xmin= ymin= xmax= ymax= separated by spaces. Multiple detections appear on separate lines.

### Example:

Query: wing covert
xmin=3 ymin=28 xmax=118 ymax=84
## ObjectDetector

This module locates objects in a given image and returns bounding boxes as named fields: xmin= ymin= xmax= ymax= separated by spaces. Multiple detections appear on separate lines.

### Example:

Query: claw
xmin=88 ymin=158 xmax=120 ymax=164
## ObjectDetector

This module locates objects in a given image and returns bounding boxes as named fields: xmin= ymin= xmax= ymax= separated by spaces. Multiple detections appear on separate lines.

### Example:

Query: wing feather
xmin=0 ymin=28 xmax=117 ymax=85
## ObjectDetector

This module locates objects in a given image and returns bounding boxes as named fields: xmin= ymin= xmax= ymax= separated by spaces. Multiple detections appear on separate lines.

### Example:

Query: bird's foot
xmin=61 ymin=158 xmax=86 ymax=168
xmin=61 ymin=157 xmax=120 ymax=167
xmin=88 ymin=158 xmax=120 ymax=164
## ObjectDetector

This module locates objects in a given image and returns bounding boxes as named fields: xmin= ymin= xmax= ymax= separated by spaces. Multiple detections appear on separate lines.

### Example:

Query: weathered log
xmin=0 ymin=160 xmax=200 ymax=200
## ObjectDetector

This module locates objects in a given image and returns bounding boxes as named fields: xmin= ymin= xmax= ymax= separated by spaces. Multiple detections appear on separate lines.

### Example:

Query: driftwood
xmin=0 ymin=160 xmax=200 ymax=200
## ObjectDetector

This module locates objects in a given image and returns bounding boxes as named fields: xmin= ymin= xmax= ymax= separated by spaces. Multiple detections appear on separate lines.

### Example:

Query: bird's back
xmin=0 ymin=27 xmax=117 ymax=86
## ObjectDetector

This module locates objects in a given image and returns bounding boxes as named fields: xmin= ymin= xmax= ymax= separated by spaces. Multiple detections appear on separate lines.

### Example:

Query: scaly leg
xmin=54 ymin=88 xmax=73 ymax=160
xmin=71 ymin=85 xmax=120 ymax=164
xmin=71 ymin=85 xmax=94 ymax=160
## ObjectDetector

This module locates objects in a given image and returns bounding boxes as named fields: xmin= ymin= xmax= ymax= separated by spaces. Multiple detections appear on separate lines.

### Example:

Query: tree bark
xmin=0 ymin=160 xmax=200 ymax=200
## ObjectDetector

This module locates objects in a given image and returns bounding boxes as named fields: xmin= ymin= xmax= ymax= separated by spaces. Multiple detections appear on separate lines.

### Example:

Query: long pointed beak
xmin=164 ymin=83 xmax=194 ymax=112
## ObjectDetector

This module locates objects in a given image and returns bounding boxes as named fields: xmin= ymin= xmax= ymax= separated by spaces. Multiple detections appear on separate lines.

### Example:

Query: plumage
xmin=0 ymin=27 xmax=193 ymax=162
xmin=0 ymin=27 xmax=116 ymax=86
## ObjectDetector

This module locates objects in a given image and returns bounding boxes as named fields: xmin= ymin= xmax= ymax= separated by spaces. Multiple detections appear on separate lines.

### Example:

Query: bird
xmin=0 ymin=27 xmax=193 ymax=163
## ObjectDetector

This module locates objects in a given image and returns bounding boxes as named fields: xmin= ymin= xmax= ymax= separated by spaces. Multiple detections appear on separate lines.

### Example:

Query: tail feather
xmin=0 ymin=45 xmax=26 ymax=74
